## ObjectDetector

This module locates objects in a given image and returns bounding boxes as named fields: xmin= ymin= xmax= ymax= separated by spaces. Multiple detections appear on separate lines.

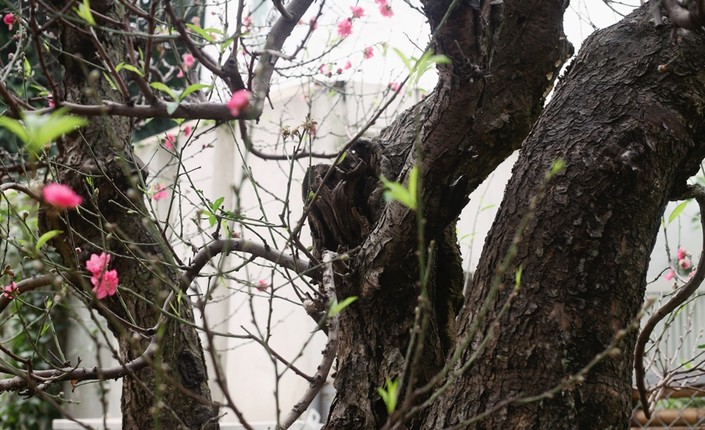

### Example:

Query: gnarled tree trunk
xmin=40 ymin=1 xmax=217 ymax=428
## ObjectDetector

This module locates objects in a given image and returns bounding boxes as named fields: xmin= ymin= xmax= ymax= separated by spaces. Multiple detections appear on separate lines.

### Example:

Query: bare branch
xmin=272 ymin=0 xmax=295 ymax=22
xmin=634 ymin=184 xmax=705 ymax=417
xmin=179 ymin=239 xmax=316 ymax=293
xmin=0 ymin=334 xmax=158 ymax=393
xmin=279 ymin=251 xmax=339 ymax=429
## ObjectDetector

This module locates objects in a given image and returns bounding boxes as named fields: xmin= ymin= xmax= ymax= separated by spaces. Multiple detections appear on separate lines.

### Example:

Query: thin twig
xmin=278 ymin=251 xmax=339 ymax=429
xmin=634 ymin=184 xmax=705 ymax=418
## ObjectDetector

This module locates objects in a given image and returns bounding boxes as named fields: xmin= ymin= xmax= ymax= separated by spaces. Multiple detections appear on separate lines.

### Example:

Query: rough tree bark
xmin=315 ymin=3 xmax=705 ymax=430
xmin=39 ymin=2 xmax=217 ymax=429
xmin=423 ymin=7 xmax=705 ymax=428
xmin=319 ymin=0 xmax=571 ymax=427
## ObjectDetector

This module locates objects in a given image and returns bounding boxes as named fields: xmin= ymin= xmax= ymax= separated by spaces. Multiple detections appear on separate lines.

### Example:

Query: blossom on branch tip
xmin=664 ymin=268 xmax=675 ymax=281
xmin=351 ymin=6 xmax=365 ymax=18
xmin=337 ymin=18 xmax=352 ymax=38
xmin=3 ymin=13 xmax=15 ymax=30
xmin=256 ymin=279 xmax=270 ymax=292
xmin=363 ymin=46 xmax=374 ymax=59
xmin=2 ymin=282 xmax=17 ymax=300
xmin=164 ymin=133 xmax=176 ymax=150
xmin=42 ymin=183 xmax=83 ymax=209
xmin=183 ymin=125 xmax=193 ymax=137
xmin=677 ymin=247 xmax=687 ymax=260
xmin=379 ymin=3 xmax=394 ymax=17
xmin=389 ymin=82 xmax=400 ymax=92
xmin=344 ymin=60 xmax=352 ymax=70
xmin=182 ymin=53 xmax=195 ymax=69
xmin=227 ymin=90 xmax=250 ymax=117
xmin=152 ymin=183 xmax=168 ymax=201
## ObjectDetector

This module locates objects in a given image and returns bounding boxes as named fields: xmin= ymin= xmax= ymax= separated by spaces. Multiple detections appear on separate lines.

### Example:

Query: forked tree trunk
xmin=423 ymin=8 xmax=705 ymax=429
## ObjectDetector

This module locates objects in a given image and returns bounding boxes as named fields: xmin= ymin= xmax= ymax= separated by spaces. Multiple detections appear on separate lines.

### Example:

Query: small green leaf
xmin=150 ymin=82 xmax=177 ymax=100
xmin=74 ymin=0 xmax=96 ymax=26
xmin=515 ymin=266 xmax=523 ymax=288
xmin=329 ymin=296 xmax=358 ymax=317
xmin=697 ymin=343 xmax=705 ymax=349
xmin=668 ymin=200 xmax=690 ymax=225
xmin=380 ymin=171 xmax=417 ymax=211
xmin=211 ymin=196 xmax=225 ymax=212
xmin=186 ymin=24 xmax=216 ymax=42
xmin=178 ymin=83 xmax=212 ymax=101
xmin=392 ymin=48 xmax=412 ymax=72
xmin=21 ymin=110 xmax=88 ymax=156
xmin=0 ymin=117 xmax=30 ymax=144
xmin=23 ymin=57 xmax=33 ymax=78
xmin=307 ymin=191 xmax=315 ymax=201
xmin=103 ymin=72 xmax=118 ymax=91
xmin=548 ymin=159 xmax=566 ymax=177
xmin=337 ymin=151 xmax=348 ymax=164
xmin=36 ymin=230 xmax=63 ymax=252
xmin=115 ymin=63 xmax=144 ymax=77
xmin=376 ymin=379 xmax=399 ymax=414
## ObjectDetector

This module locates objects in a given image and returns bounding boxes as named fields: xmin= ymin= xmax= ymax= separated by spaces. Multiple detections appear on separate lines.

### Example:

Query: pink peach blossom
xmin=351 ymin=6 xmax=365 ymax=18
xmin=344 ymin=60 xmax=352 ymax=70
xmin=256 ymin=279 xmax=270 ymax=292
xmin=152 ymin=183 xmax=168 ymax=201
xmin=227 ymin=90 xmax=250 ymax=117
xmin=183 ymin=125 xmax=193 ymax=137
xmin=91 ymin=270 xmax=119 ymax=299
xmin=3 ymin=13 xmax=15 ymax=30
xmin=2 ymin=282 xmax=17 ymax=300
xmin=677 ymin=247 xmax=687 ymax=260
xmin=164 ymin=133 xmax=176 ymax=150
xmin=86 ymin=252 xmax=111 ymax=276
xmin=363 ymin=46 xmax=374 ymax=59
xmin=182 ymin=53 xmax=195 ymax=69
xmin=379 ymin=3 xmax=394 ymax=17
xmin=42 ymin=183 xmax=83 ymax=209
xmin=664 ymin=268 xmax=675 ymax=281
xmin=389 ymin=82 xmax=400 ymax=92
xmin=337 ymin=18 xmax=352 ymax=38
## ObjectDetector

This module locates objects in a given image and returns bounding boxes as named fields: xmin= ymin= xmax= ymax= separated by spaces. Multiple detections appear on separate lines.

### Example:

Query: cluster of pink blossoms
xmin=86 ymin=252 xmax=119 ymax=299
xmin=2 ymin=282 xmax=17 ymax=300
xmin=664 ymin=247 xmax=696 ymax=282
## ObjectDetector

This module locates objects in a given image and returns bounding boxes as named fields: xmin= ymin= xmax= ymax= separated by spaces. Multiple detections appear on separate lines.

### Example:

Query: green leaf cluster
xmin=0 ymin=110 xmax=88 ymax=157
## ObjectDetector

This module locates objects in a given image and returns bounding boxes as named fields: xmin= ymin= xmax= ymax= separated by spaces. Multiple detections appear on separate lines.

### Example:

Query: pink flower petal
xmin=42 ymin=183 xmax=83 ymax=209
xmin=92 ymin=270 xmax=119 ymax=299
xmin=337 ymin=18 xmax=352 ymax=38
xmin=164 ymin=133 xmax=176 ymax=150
xmin=152 ymin=183 xmax=168 ymax=201
xmin=86 ymin=252 xmax=111 ymax=276
xmin=351 ymin=6 xmax=365 ymax=18
xmin=227 ymin=90 xmax=251 ymax=117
